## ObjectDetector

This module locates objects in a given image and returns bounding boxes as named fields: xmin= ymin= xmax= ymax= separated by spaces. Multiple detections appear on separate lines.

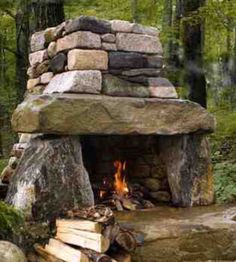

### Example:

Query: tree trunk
xmin=30 ymin=0 xmax=65 ymax=32
xmin=6 ymin=136 xmax=94 ymax=221
xmin=131 ymin=0 xmax=139 ymax=23
xmin=162 ymin=0 xmax=173 ymax=63
xmin=182 ymin=0 xmax=207 ymax=108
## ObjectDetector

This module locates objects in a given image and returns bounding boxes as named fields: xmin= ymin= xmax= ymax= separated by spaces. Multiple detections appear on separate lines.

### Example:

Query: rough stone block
xmin=111 ymin=20 xmax=134 ymax=33
xmin=40 ymin=72 xmax=54 ymax=84
xmin=143 ymin=178 xmax=161 ymax=191
xmin=119 ymin=68 xmax=161 ymax=77
xmin=29 ymin=50 xmax=48 ymax=67
xmin=50 ymin=53 xmax=67 ymax=73
xmin=56 ymin=31 xmax=101 ymax=53
xmin=148 ymin=78 xmax=178 ymax=98
xmin=47 ymin=41 xmax=57 ymax=58
xmin=65 ymin=16 xmax=111 ymax=34
xmin=101 ymin=33 xmax=116 ymax=43
xmin=35 ymin=60 xmax=50 ymax=76
xmin=44 ymin=70 xmax=102 ymax=94
xmin=27 ymin=78 xmax=40 ymax=90
xmin=146 ymin=55 xmax=163 ymax=68
xmin=101 ymin=43 xmax=117 ymax=51
xmin=117 ymin=33 xmax=162 ymax=54
xmin=102 ymin=74 xmax=149 ymax=98
xmin=109 ymin=52 xmax=146 ymax=69
xmin=132 ymin=24 xmax=159 ymax=36
xmin=150 ymin=191 xmax=171 ymax=202
xmin=68 ymin=49 xmax=108 ymax=70
xmin=30 ymin=31 xmax=46 ymax=52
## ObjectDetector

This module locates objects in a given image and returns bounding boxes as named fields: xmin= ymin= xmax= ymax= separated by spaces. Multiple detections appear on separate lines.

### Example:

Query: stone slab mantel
xmin=12 ymin=94 xmax=216 ymax=135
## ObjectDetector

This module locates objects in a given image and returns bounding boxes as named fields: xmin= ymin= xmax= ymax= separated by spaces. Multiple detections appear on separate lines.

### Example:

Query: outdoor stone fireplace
xmin=1 ymin=16 xmax=216 ymax=221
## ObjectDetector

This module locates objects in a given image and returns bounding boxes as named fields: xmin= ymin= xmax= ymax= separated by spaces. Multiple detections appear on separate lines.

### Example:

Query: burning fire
xmin=113 ymin=160 xmax=129 ymax=197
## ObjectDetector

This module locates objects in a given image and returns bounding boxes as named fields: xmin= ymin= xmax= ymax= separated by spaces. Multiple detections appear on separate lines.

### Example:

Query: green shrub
xmin=0 ymin=158 xmax=8 ymax=176
xmin=0 ymin=201 xmax=24 ymax=239
xmin=214 ymin=161 xmax=236 ymax=203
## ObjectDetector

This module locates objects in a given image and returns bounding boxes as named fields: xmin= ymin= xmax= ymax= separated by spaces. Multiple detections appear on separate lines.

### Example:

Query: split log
xmin=6 ymin=136 xmax=94 ymax=220
xmin=45 ymin=238 xmax=89 ymax=262
xmin=56 ymin=219 xmax=102 ymax=233
xmin=115 ymin=229 xmax=137 ymax=252
xmin=34 ymin=244 xmax=65 ymax=262
xmin=56 ymin=227 xmax=110 ymax=253
xmin=103 ymin=223 xmax=121 ymax=244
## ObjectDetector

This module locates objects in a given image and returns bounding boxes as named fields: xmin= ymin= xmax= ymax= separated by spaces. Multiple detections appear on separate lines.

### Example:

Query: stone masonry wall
xmin=27 ymin=15 xmax=177 ymax=98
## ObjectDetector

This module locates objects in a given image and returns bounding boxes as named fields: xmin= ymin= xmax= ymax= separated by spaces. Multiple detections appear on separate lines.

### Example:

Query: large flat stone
xmin=12 ymin=94 xmax=216 ymax=135
xmin=116 ymin=205 xmax=236 ymax=262
xmin=116 ymin=33 xmax=162 ymax=54
xmin=44 ymin=71 xmax=102 ymax=94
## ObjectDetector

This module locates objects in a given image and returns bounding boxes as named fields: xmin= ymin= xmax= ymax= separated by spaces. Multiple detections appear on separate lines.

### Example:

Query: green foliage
xmin=214 ymin=161 xmax=236 ymax=203
xmin=0 ymin=201 xmax=24 ymax=239
xmin=0 ymin=158 xmax=8 ymax=174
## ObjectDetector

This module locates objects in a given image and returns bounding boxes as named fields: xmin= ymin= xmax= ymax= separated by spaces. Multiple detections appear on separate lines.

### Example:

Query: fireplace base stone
xmin=116 ymin=205 xmax=236 ymax=262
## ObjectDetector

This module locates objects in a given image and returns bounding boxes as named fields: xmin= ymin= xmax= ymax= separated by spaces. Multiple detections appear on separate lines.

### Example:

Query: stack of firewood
xmin=34 ymin=206 xmax=139 ymax=262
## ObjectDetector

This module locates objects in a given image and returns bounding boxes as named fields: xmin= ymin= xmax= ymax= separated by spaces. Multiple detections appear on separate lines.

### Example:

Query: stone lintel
xmin=11 ymin=94 xmax=216 ymax=135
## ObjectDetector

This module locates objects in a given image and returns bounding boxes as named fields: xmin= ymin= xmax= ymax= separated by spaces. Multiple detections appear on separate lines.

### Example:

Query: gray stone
xmin=109 ymin=52 xmax=146 ymax=69
xmin=68 ymin=49 xmax=108 ymax=70
xmin=56 ymin=31 xmax=101 ymax=53
xmin=147 ymin=55 xmax=163 ymax=68
xmin=117 ymin=33 xmax=162 ymax=54
xmin=120 ymin=68 xmax=161 ymax=77
xmin=54 ymin=21 xmax=66 ymax=39
xmin=132 ymin=24 xmax=159 ymax=36
xmin=101 ymin=33 xmax=116 ymax=43
xmin=6 ymin=136 xmax=94 ymax=220
xmin=50 ymin=53 xmax=67 ymax=73
xmin=65 ymin=15 xmax=111 ymax=34
xmin=11 ymin=94 xmax=216 ymax=135
xmin=44 ymin=70 xmax=102 ymax=94
xmin=40 ymin=72 xmax=54 ymax=84
xmin=150 ymin=191 xmax=171 ymax=202
xmin=47 ymin=41 xmax=57 ymax=58
xmin=101 ymin=42 xmax=117 ymax=51
xmin=30 ymin=31 xmax=46 ymax=52
xmin=148 ymin=78 xmax=178 ymax=98
xmin=111 ymin=20 xmax=134 ymax=33
xmin=44 ymin=27 xmax=57 ymax=42
xmin=143 ymin=178 xmax=161 ymax=191
xmin=29 ymin=50 xmax=48 ymax=67
xmin=159 ymin=135 xmax=214 ymax=207
xmin=102 ymin=74 xmax=149 ymax=98
xmin=8 ymin=157 xmax=18 ymax=169
xmin=0 ymin=241 xmax=27 ymax=262
xmin=27 ymin=67 xmax=39 ymax=79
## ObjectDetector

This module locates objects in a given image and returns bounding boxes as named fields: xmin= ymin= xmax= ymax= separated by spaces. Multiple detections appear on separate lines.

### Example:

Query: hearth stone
xmin=11 ymin=94 xmax=215 ymax=135
xmin=116 ymin=205 xmax=236 ymax=262
xmin=5 ymin=136 xmax=94 ymax=220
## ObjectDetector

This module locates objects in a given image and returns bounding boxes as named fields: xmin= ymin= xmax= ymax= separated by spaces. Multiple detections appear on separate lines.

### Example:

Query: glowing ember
xmin=113 ymin=160 xmax=129 ymax=197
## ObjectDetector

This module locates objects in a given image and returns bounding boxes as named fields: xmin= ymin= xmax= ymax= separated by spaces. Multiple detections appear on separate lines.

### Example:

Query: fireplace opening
xmin=81 ymin=135 xmax=172 ymax=210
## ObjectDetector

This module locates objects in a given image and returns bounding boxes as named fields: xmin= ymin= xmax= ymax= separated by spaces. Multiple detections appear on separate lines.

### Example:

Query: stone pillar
xmin=5 ymin=136 xmax=94 ymax=221
xmin=159 ymin=134 xmax=214 ymax=207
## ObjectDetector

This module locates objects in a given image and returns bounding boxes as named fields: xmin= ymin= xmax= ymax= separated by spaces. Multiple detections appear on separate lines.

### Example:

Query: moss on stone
xmin=0 ymin=201 xmax=24 ymax=240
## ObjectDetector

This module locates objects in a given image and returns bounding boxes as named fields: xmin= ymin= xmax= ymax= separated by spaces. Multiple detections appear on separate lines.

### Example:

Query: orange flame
xmin=114 ymin=160 xmax=129 ymax=197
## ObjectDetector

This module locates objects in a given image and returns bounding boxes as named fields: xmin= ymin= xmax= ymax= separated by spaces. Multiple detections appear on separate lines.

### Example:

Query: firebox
xmin=81 ymin=135 xmax=170 ymax=210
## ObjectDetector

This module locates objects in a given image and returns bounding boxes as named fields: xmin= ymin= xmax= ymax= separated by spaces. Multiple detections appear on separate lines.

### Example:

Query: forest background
xmin=0 ymin=0 xmax=235 ymax=203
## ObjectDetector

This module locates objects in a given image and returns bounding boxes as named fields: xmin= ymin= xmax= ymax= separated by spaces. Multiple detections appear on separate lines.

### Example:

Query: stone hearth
xmin=1 ymin=16 xmax=216 ymax=221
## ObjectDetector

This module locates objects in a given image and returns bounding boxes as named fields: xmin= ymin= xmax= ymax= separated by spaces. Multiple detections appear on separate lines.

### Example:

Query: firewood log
xmin=44 ymin=238 xmax=89 ymax=262
xmin=79 ymin=248 xmax=113 ymax=262
xmin=56 ymin=219 xmax=103 ymax=233
xmin=115 ymin=229 xmax=137 ymax=252
xmin=34 ymin=244 xmax=65 ymax=262
xmin=56 ymin=227 xmax=110 ymax=253
xmin=115 ymin=200 xmax=123 ymax=211
xmin=109 ymin=249 xmax=131 ymax=262
xmin=103 ymin=223 xmax=121 ymax=244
